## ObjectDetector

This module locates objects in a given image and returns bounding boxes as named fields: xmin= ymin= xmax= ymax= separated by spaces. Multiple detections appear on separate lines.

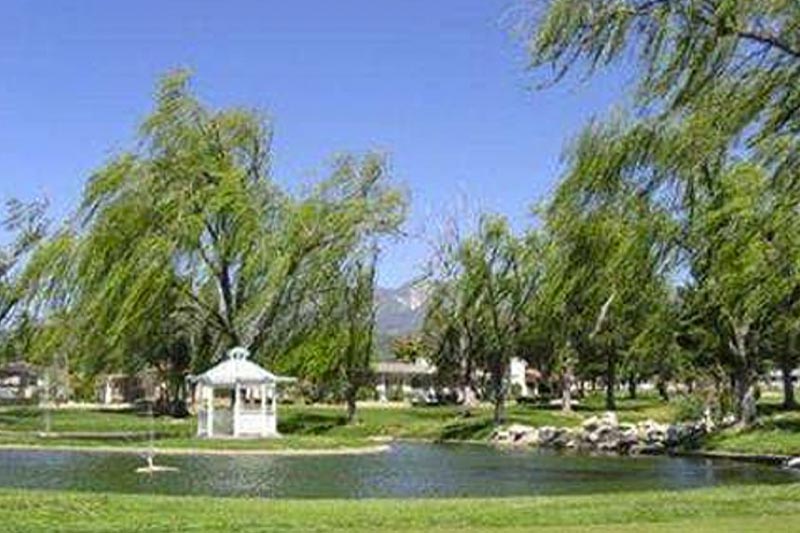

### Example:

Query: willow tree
xmin=23 ymin=71 xmax=405 ymax=405
xmin=0 ymin=199 xmax=48 ymax=329
xmin=540 ymin=113 xmax=799 ymax=422
xmin=688 ymin=163 xmax=800 ymax=423
xmin=541 ymin=119 xmax=678 ymax=411
xmin=424 ymin=216 xmax=541 ymax=423
xmin=526 ymin=0 xmax=800 ymax=178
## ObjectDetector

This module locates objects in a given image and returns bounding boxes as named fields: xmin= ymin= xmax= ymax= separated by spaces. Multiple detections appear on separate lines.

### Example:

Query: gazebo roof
xmin=192 ymin=347 xmax=295 ymax=387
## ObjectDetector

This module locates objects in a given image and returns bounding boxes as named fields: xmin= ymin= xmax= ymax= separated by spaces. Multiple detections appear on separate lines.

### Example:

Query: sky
xmin=0 ymin=0 xmax=632 ymax=288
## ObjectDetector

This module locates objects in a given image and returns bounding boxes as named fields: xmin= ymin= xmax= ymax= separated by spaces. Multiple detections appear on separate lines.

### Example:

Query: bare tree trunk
xmin=493 ymin=390 xmax=506 ymax=425
xmin=491 ymin=359 xmax=507 ymax=425
xmin=605 ymin=351 xmax=616 ymax=411
xmin=561 ymin=370 xmax=573 ymax=413
xmin=345 ymin=383 xmax=358 ymax=423
xmin=781 ymin=358 xmax=797 ymax=409
xmin=731 ymin=323 xmax=756 ymax=425
xmin=657 ymin=379 xmax=669 ymax=402
xmin=460 ymin=350 xmax=478 ymax=412
xmin=627 ymin=375 xmax=637 ymax=400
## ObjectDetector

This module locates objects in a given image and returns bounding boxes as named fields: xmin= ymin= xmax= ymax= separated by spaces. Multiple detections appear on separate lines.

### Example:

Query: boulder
xmin=618 ymin=427 xmax=640 ymax=453
xmin=600 ymin=411 xmax=619 ymax=428
xmin=665 ymin=425 xmax=680 ymax=447
xmin=537 ymin=426 xmax=558 ymax=446
xmin=492 ymin=424 xmax=538 ymax=446
xmin=550 ymin=428 xmax=574 ymax=448
xmin=638 ymin=419 xmax=668 ymax=445
xmin=582 ymin=416 xmax=601 ymax=432
xmin=491 ymin=428 xmax=512 ymax=443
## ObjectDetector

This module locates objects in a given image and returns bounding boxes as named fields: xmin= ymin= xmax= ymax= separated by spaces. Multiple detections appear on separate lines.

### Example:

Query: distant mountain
xmin=374 ymin=280 xmax=429 ymax=359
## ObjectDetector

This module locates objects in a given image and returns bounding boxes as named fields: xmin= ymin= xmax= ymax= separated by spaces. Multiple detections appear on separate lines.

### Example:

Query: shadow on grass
xmin=278 ymin=412 xmax=348 ymax=435
xmin=758 ymin=402 xmax=800 ymax=417
xmin=438 ymin=418 xmax=494 ymax=441
xmin=0 ymin=407 xmax=41 ymax=430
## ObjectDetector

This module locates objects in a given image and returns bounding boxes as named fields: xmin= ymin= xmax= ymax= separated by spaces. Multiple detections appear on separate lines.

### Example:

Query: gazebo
xmin=190 ymin=347 xmax=295 ymax=438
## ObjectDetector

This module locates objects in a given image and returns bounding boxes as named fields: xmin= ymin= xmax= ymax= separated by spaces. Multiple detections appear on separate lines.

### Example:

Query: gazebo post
xmin=260 ymin=383 xmax=267 ymax=437
xmin=206 ymin=386 xmax=214 ymax=437
xmin=233 ymin=381 xmax=241 ymax=437
xmin=270 ymin=384 xmax=277 ymax=435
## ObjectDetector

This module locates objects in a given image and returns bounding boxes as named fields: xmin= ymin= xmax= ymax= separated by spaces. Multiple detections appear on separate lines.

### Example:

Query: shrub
xmin=674 ymin=394 xmax=706 ymax=422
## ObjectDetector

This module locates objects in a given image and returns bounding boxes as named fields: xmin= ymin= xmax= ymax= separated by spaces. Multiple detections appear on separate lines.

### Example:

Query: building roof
xmin=191 ymin=347 xmax=295 ymax=387
xmin=0 ymin=360 xmax=38 ymax=378
xmin=374 ymin=359 xmax=435 ymax=376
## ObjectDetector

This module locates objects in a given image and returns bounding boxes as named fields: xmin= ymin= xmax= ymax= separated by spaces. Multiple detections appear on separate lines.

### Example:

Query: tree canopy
xmin=18 ymin=71 xmax=406 ymax=410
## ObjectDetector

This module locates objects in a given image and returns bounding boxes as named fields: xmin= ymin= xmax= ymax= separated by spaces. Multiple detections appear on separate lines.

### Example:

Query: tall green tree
xmin=541 ymin=122 xmax=677 ymax=410
xmin=425 ymin=216 xmax=540 ymax=423
xmin=688 ymin=163 xmax=800 ymax=423
xmin=23 ymin=71 xmax=405 ymax=402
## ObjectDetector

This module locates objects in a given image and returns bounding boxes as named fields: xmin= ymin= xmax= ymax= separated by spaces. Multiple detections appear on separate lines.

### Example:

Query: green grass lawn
xmin=1 ymin=394 xmax=797 ymax=456
xmin=0 ymin=406 xmax=193 ymax=435
xmin=1 ymin=484 xmax=799 ymax=532
xmin=702 ymin=399 xmax=800 ymax=456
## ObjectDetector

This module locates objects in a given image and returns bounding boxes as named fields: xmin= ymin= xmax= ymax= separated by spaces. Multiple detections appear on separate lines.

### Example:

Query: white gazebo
xmin=191 ymin=347 xmax=295 ymax=438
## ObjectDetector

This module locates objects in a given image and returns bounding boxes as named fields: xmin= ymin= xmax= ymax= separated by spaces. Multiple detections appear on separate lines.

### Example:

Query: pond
xmin=0 ymin=443 xmax=796 ymax=499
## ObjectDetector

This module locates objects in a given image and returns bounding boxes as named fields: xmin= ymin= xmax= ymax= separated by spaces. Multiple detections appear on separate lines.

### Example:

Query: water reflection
xmin=0 ymin=443 xmax=795 ymax=499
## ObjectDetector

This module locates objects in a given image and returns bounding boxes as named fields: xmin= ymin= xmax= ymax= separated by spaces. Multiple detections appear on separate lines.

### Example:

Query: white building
xmin=374 ymin=359 xmax=436 ymax=403
xmin=190 ymin=347 xmax=295 ymax=438
xmin=509 ymin=357 xmax=529 ymax=398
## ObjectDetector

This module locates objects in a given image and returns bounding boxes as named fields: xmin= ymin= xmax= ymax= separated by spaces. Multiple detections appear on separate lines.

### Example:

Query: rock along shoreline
xmin=490 ymin=411 xmax=799 ymax=468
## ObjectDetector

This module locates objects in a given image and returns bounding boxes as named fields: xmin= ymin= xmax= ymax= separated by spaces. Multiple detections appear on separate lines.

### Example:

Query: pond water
xmin=0 ymin=443 xmax=796 ymax=499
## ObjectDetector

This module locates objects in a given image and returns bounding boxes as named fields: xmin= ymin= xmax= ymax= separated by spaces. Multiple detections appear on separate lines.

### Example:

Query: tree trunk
xmin=493 ymin=391 xmax=506 ymax=425
xmin=561 ymin=370 xmax=573 ymax=413
xmin=458 ymin=333 xmax=479 ymax=412
xmin=733 ymin=366 xmax=757 ymax=425
xmin=731 ymin=323 xmax=756 ymax=425
xmin=627 ymin=375 xmax=637 ymax=400
xmin=605 ymin=351 xmax=616 ymax=411
xmin=345 ymin=384 xmax=358 ymax=423
xmin=781 ymin=359 xmax=797 ymax=409
xmin=491 ymin=360 xmax=507 ymax=425
xmin=657 ymin=379 xmax=669 ymax=402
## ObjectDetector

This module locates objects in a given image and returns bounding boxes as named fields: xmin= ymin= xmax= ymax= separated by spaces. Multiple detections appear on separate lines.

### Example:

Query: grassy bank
xmin=1 ymin=395 xmax=798 ymax=456
xmin=0 ymin=398 xmax=670 ymax=450
xmin=1 ymin=484 xmax=798 ymax=532
xmin=702 ymin=401 xmax=800 ymax=456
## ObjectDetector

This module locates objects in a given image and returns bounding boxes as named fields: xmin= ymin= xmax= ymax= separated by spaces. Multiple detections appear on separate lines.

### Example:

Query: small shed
xmin=191 ymin=347 xmax=295 ymax=438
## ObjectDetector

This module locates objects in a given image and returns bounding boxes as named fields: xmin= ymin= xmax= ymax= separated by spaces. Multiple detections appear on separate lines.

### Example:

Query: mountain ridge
xmin=374 ymin=280 xmax=429 ymax=359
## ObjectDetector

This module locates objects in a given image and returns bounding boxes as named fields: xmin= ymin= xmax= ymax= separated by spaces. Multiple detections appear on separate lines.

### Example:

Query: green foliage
xmin=19 ymin=71 xmax=406 ymax=398
xmin=424 ymin=215 xmax=542 ymax=422
xmin=0 ymin=199 xmax=48 ymax=352
xmin=522 ymin=1 xmax=800 ymax=424
xmin=526 ymin=0 xmax=800 ymax=179
xmin=673 ymin=394 xmax=707 ymax=422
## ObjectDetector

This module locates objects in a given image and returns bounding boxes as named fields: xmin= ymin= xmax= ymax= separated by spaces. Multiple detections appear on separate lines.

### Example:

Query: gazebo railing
xmin=212 ymin=407 xmax=233 ymax=436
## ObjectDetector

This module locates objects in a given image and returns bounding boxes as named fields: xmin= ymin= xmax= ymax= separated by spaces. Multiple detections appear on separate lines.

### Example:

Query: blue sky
xmin=0 ymin=0 xmax=631 ymax=287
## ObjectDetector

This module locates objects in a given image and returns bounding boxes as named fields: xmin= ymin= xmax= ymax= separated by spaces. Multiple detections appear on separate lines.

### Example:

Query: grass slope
xmin=703 ymin=401 xmax=800 ymax=456
xmin=1 ymin=394 xmax=798 ymax=455
xmin=1 ymin=484 xmax=799 ymax=532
